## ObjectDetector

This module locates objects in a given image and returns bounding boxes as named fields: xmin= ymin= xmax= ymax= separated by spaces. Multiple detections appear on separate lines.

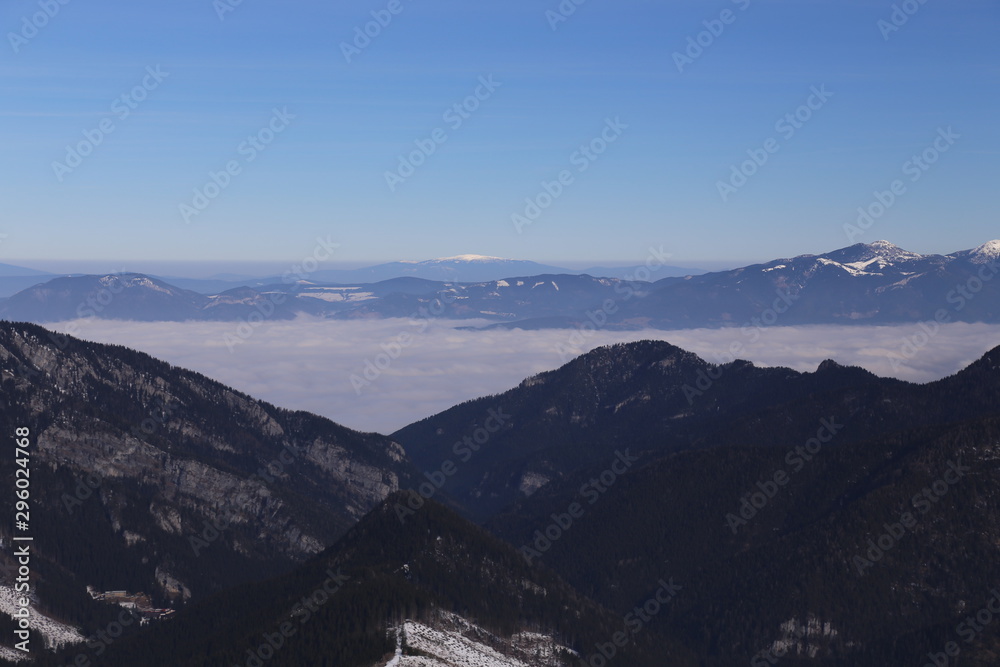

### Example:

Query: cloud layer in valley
xmin=50 ymin=318 xmax=1000 ymax=434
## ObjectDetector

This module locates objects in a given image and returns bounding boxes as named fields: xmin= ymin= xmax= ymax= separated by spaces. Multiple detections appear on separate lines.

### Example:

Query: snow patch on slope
xmin=383 ymin=612 xmax=573 ymax=667
xmin=843 ymin=256 xmax=888 ymax=273
xmin=767 ymin=615 xmax=840 ymax=659
xmin=299 ymin=288 xmax=376 ymax=302
xmin=0 ymin=585 xmax=84 ymax=651
xmin=0 ymin=644 xmax=29 ymax=662
xmin=402 ymin=621 xmax=528 ymax=666
xmin=817 ymin=257 xmax=875 ymax=277
xmin=430 ymin=255 xmax=511 ymax=263
xmin=967 ymin=240 xmax=1000 ymax=264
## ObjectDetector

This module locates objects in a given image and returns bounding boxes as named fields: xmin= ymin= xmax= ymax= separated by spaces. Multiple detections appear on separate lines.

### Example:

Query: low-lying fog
xmin=51 ymin=318 xmax=1000 ymax=434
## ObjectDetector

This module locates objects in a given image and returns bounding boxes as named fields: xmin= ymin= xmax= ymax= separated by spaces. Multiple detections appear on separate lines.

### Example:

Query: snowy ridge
xmin=817 ymin=257 xmax=879 ymax=277
xmin=0 ymin=585 xmax=85 ymax=651
xmin=428 ymin=255 xmax=512 ymax=263
xmin=864 ymin=240 xmax=924 ymax=262
xmin=821 ymin=240 xmax=925 ymax=268
xmin=382 ymin=611 xmax=573 ymax=667
xmin=98 ymin=274 xmax=176 ymax=295
xmin=964 ymin=239 xmax=1000 ymax=264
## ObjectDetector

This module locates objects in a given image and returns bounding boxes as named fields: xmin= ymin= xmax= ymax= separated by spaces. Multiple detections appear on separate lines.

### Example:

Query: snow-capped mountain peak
xmin=96 ymin=273 xmax=177 ymax=294
xmin=868 ymin=240 xmax=901 ymax=252
xmin=822 ymin=240 xmax=924 ymax=267
xmin=427 ymin=254 xmax=512 ymax=264
xmin=865 ymin=240 xmax=923 ymax=261
xmin=967 ymin=240 xmax=1000 ymax=264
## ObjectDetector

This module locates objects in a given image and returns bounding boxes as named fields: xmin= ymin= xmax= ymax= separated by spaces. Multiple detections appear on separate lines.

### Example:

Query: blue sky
xmin=1 ymin=0 xmax=997 ymax=269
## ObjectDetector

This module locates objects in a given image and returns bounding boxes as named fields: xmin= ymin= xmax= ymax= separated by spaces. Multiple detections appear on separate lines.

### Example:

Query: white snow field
xmin=0 ymin=584 xmax=84 ymax=653
xmin=381 ymin=612 xmax=573 ymax=667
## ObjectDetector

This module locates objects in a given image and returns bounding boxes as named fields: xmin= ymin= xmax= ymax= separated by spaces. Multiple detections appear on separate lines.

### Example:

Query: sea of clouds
xmin=50 ymin=318 xmax=1000 ymax=434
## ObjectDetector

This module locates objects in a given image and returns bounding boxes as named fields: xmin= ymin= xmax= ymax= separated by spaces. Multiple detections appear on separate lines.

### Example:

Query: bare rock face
xmin=154 ymin=567 xmax=192 ymax=602
xmin=0 ymin=322 xmax=415 ymax=602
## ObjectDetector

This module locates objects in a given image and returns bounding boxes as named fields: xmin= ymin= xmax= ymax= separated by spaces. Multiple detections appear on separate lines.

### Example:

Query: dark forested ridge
xmin=488 ymin=414 xmax=1000 ymax=665
xmin=0 ymin=321 xmax=414 ymax=639
xmin=35 ymin=492 xmax=685 ymax=667
xmin=393 ymin=339 xmax=1000 ymax=520
xmin=396 ymin=341 xmax=1000 ymax=664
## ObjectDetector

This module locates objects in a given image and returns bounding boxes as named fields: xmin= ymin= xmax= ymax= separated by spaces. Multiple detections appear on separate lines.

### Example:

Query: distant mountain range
xmin=259 ymin=254 xmax=701 ymax=285
xmin=0 ymin=254 xmax=702 ymax=298
xmin=0 ymin=262 xmax=50 ymax=278
xmin=608 ymin=238 xmax=1000 ymax=328
xmin=2 ymin=240 xmax=998 ymax=327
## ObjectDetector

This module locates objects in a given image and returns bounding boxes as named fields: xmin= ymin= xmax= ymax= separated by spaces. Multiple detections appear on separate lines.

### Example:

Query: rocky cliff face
xmin=0 ymin=322 xmax=414 ymax=607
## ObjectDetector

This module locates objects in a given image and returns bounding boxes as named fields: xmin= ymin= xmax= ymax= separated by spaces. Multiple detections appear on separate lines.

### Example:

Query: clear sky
xmin=1 ymin=0 xmax=997 ymax=268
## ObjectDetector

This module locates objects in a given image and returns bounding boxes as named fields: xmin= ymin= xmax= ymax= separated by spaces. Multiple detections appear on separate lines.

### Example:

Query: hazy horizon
xmin=2 ymin=256 xmax=731 ymax=279
xmin=6 ymin=235 xmax=999 ymax=281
